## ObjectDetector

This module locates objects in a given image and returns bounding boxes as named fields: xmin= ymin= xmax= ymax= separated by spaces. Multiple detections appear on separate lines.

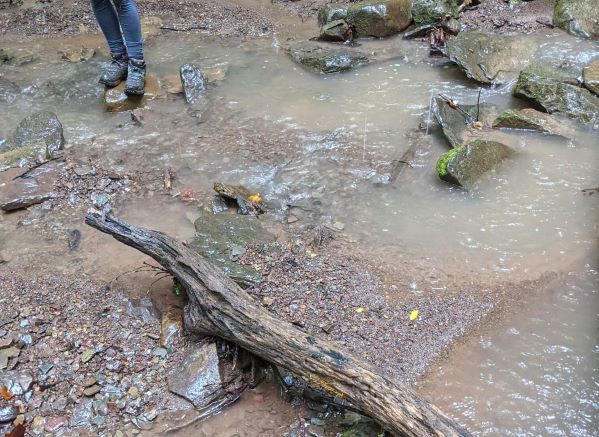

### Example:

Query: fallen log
xmin=85 ymin=211 xmax=470 ymax=437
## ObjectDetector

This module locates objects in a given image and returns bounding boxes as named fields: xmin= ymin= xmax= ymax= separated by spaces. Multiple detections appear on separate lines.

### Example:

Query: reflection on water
xmin=421 ymin=262 xmax=599 ymax=436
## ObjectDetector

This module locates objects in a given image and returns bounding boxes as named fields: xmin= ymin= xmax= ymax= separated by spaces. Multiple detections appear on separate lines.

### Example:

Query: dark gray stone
xmin=288 ymin=42 xmax=370 ymax=74
xmin=0 ymin=406 xmax=18 ymax=423
xmin=180 ymin=63 xmax=206 ymax=105
xmin=9 ymin=111 xmax=65 ymax=156
xmin=553 ymin=0 xmax=599 ymax=39
xmin=319 ymin=19 xmax=351 ymax=42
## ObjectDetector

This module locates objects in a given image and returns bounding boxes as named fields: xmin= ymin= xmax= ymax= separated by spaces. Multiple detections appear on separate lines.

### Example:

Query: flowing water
xmin=1 ymin=29 xmax=598 ymax=435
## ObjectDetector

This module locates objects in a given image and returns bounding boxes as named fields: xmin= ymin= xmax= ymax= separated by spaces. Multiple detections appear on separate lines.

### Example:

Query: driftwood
xmin=85 ymin=211 xmax=470 ymax=437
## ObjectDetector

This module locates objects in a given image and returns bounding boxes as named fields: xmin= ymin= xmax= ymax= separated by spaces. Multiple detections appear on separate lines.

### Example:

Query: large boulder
xmin=583 ymin=60 xmax=599 ymax=96
xmin=436 ymin=140 xmax=514 ymax=187
xmin=319 ymin=19 xmax=351 ymax=42
xmin=513 ymin=66 xmax=599 ymax=123
xmin=317 ymin=0 xmax=412 ymax=38
xmin=412 ymin=0 xmax=450 ymax=26
xmin=288 ymin=42 xmax=370 ymax=74
xmin=9 ymin=111 xmax=64 ymax=155
xmin=492 ymin=108 xmax=563 ymax=135
xmin=447 ymin=32 xmax=538 ymax=84
xmin=553 ymin=0 xmax=599 ymax=39
xmin=189 ymin=212 xmax=274 ymax=288
xmin=103 ymin=74 xmax=160 ymax=112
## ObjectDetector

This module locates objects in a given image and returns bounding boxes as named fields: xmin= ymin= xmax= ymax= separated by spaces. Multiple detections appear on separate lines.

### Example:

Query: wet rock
xmin=583 ymin=60 xmax=599 ymax=96
xmin=412 ymin=0 xmax=449 ymax=26
xmin=436 ymin=139 xmax=514 ymax=187
xmin=0 ymin=370 xmax=33 ymax=395
xmin=318 ymin=0 xmax=412 ymax=38
xmin=127 ymin=297 xmax=160 ymax=324
xmin=214 ymin=182 xmax=266 ymax=215
xmin=5 ymin=111 xmax=64 ymax=158
xmin=0 ymin=347 xmax=20 ymax=369
xmin=442 ymin=17 xmax=461 ymax=35
xmin=103 ymin=75 xmax=159 ymax=112
xmin=447 ymin=32 xmax=538 ymax=84
xmin=318 ymin=19 xmax=351 ymax=42
xmin=61 ymin=47 xmax=95 ymax=63
xmin=0 ymin=193 xmax=56 ymax=212
xmin=180 ymin=63 xmax=206 ymax=105
xmin=0 ymin=162 xmax=61 ymax=211
xmin=432 ymin=97 xmax=495 ymax=148
xmin=553 ymin=0 xmax=599 ymax=39
xmin=44 ymin=416 xmax=69 ymax=433
xmin=189 ymin=212 xmax=274 ymax=288
xmin=160 ymin=307 xmax=183 ymax=351
xmin=0 ymin=406 xmax=18 ymax=423
xmin=0 ymin=77 xmax=19 ymax=104
xmin=403 ymin=24 xmax=434 ymax=39
xmin=513 ymin=66 xmax=599 ymax=123
xmin=167 ymin=342 xmax=224 ymax=408
xmin=0 ymin=48 xmax=13 ymax=63
xmin=492 ymin=108 xmax=563 ymax=134
xmin=161 ymin=74 xmax=184 ymax=94
xmin=83 ymin=385 xmax=101 ymax=397
xmin=288 ymin=42 xmax=370 ymax=74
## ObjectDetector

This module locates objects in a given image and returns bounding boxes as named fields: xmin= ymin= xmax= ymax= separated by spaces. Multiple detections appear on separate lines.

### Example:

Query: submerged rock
xmin=447 ymin=32 xmax=538 ymax=84
xmin=412 ymin=0 xmax=449 ymax=26
xmin=189 ymin=213 xmax=274 ymax=287
xmin=288 ymin=42 xmax=370 ymax=74
xmin=180 ymin=63 xmax=206 ymax=105
xmin=319 ymin=19 xmax=351 ymax=42
xmin=317 ymin=0 xmax=412 ymax=38
xmin=436 ymin=139 xmax=514 ymax=187
xmin=0 ymin=48 xmax=13 ymax=63
xmin=61 ymin=47 xmax=95 ymax=63
xmin=103 ymin=75 xmax=159 ymax=112
xmin=432 ymin=97 xmax=496 ymax=148
xmin=0 ymin=77 xmax=19 ymax=104
xmin=492 ymin=108 xmax=563 ymax=134
xmin=583 ymin=60 xmax=599 ymax=96
xmin=513 ymin=67 xmax=599 ymax=123
xmin=553 ymin=0 xmax=599 ymax=39
xmin=167 ymin=342 xmax=224 ymax=409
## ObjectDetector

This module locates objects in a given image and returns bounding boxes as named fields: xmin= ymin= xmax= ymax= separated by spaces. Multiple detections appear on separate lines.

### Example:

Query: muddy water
xmin=420 ymin=261 xmax=598 ymax=436
xmin=1 ymin=30 xmax=598 ymax=435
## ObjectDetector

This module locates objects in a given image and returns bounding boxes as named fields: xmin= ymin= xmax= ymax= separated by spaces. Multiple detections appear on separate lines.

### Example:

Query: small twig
xmin=476 ymin=88 xmax=482 ymax=122
xmin=581 ymin=187 xmax=599 ymax=194
xmin=438 ymin=93 xmax=475 ymax=124
xmin=160 ymin=25 xmax=209 ymax=32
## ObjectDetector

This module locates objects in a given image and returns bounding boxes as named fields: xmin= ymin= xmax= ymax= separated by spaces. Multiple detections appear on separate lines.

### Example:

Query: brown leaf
xmin=0 ymin=385 xmax=14 ymax=401
xmin=5 ymin=424 xmax=26 ymax=437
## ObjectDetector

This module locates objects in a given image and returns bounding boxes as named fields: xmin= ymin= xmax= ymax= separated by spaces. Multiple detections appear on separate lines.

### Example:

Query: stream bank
xmin=1 ymin=0 xmax=598 ymax=436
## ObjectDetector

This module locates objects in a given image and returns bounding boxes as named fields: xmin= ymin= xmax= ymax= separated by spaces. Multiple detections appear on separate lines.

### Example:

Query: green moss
xmin=435 ymin=145 xmax=464 ymax=177
xmin=0 ymin=143 xmax=45 ymax=167
xmin=172 ymin=279 xmax=184 ymax=296
xmin=450 ymin=0 xmax=459 ymax=18
xmin=0 ymin=48 xmax=13 ymax=63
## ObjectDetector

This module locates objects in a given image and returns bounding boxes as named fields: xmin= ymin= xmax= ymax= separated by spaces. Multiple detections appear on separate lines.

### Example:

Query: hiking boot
xmin=124 ymin=58 xmax=146 ymax=96
xmin=99 ymin=53 xmax=128 ymax=87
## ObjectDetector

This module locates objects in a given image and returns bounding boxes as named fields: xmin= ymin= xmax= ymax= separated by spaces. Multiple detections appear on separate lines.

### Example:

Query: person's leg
xmin=112 ymin=0 xmax=146 ymax=95
xmin=91 ymin=0 xmax=129 ymax=86
xmin=111 ymin=0 xmax=143 ymax=60
xmin=90 ymin=0 xmax=127 ymax=56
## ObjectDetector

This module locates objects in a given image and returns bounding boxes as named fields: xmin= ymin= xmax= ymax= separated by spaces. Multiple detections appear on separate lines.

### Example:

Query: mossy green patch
xmin=435 ymin=145 xmax=465 ymax=177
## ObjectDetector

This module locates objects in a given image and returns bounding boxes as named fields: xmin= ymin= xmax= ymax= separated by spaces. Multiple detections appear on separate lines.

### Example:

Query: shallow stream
xmin=1 ymin=29 xmax=598 ymax=436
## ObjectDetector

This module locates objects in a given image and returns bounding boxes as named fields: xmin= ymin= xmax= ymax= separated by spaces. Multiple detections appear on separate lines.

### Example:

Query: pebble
xmin=152 ymin=347 xmax=167 ymax=358
xmin=80 ymin=349 xmax=97 ymax=363
xmin=44 ymin=415 xmax=69 ymax=433
xmin=128 ymin=386 xmax=140 ymax=398
xmin=0 ymin=406 xmax=18 ymax=423
xmin=83 ymin=376 xmax=97 ymax=387
xmin=261 ymin=296 xmax=274 ymax=306
xmin=332 ymin=221 xmax=345 ymax=231
xmin=83 ymin=384 xmax=101 ymax=397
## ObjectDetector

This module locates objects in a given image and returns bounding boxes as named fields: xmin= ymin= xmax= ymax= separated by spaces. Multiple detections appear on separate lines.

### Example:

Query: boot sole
xmin=124 ymin=88 xmax=145 ymax=96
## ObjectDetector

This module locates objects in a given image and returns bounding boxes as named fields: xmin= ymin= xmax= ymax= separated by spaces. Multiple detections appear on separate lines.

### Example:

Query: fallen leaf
xmin=247 ymin=194 xmax=262 ymax=202
xmin=1 ymin=384 xmax=14 ymax=400
xmin=13 ymin=415 xmax=24 ymax=426
xmin=409 ymin=310 xmax=419 ymax=321
xmin=5 ymin=424 xmax=26 ymax=437
xmin=355 ymin=307 xmax=365 ymax=314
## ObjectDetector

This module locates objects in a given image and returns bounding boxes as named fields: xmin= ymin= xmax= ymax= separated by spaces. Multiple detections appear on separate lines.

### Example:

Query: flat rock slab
xmin=0 ymin=162 xmax=62 ymax=211
xmin=167 ymin=342 xmax=224 ymax=409
xmin=447 ymin=32 xmax=538 ymax=84
xmin=583 ymin=60 xmax=599 ymax=96
xmin=436 ymin=139 xmax=514 ymax=187
xmin=553 ymin=0 xmax=599 ymax=39
xmin=289 ymin=42 xmax=370 ymax=74
xmin=492 ymin=108 xmax=564 ymax=135
xmin=103 ymin=75 xmax=160 ymax=112
xmin=513 ymin=67 xmax=599 ymax=123
xmin=318 ymin=0 xmax=412 ymax=38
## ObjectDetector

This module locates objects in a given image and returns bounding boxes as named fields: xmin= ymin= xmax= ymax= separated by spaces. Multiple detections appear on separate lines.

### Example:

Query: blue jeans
xmin=91 ymin=0 xmax=144 ymax=60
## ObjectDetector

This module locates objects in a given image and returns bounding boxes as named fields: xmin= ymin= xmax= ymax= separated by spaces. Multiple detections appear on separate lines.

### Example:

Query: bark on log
xmin=85 ymin=211 xmax=471 ymax=437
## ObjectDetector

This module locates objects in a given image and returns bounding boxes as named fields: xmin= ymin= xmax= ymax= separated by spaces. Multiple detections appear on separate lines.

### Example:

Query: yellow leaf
xmin=409 ymin=310 xmax=419 ymax=321
xmin=247 ymin=194 xmax=262 ymax=202
xmin=355 ymin=307 xmax=365 ymax=314
xmin=0 ymin=385 xmax=14 ymax=401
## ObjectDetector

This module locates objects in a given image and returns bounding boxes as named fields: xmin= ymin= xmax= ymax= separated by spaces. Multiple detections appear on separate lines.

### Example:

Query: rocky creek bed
xmin=1 ymin=0 xmax=598 ymax=436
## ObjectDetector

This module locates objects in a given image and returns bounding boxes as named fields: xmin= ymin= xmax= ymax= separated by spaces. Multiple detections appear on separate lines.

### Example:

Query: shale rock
xmin=513 ymin=66 xmax=599 ymax=123
xmin=317 ymin=0 xmax=412 ymax=38
xmin=432 ymin=97 xmax=496 ymax=148
xmin=180 ymin=63 xmax=206 ymax=105
xmin=553 ymin=0 xmax=599 ymax=39
xmin=492 ymin=108 xmax=563 ymax=134
xmin=288 ymin=42 xmax=369 ymax=74
xmin=447 ymin=32 xmax=538 ymax=84
xmin=436 ymin=139 xmax=514 ymax=187
xmin=583 ymin=60 xmax=599 ymax=96
xmin=319 ymin=19 xmax=351 ymax=42
xmin=103 ymin=75 xmax=159 ymax=112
